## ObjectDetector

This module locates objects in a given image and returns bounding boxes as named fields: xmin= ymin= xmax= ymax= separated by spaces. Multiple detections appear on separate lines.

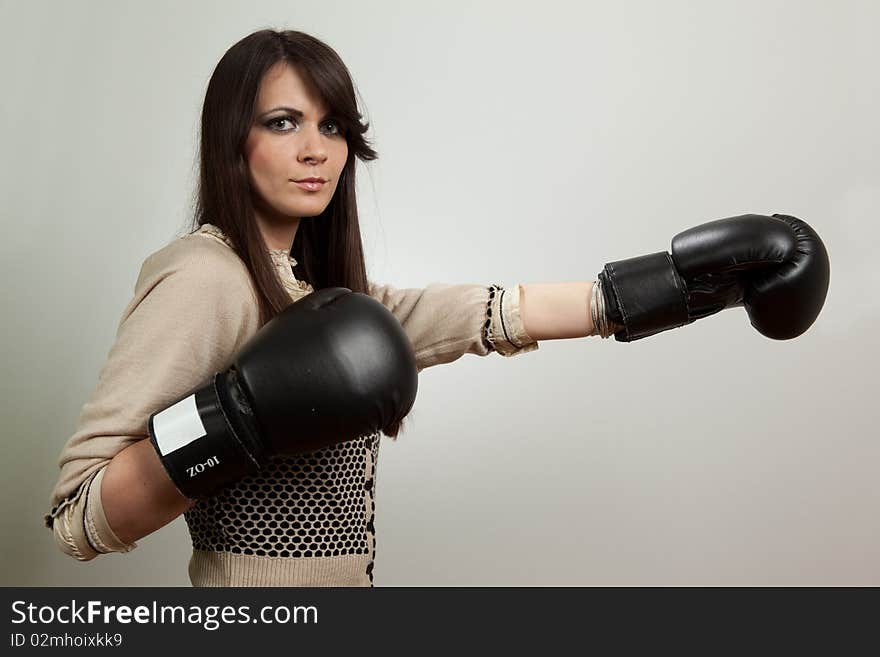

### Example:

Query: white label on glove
xmin=152 ymin=394 xmax=207 ymax=455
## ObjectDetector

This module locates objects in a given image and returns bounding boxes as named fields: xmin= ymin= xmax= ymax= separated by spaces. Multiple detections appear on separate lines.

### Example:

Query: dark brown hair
xmin=187 ymin=28 xmax=407 ymax=438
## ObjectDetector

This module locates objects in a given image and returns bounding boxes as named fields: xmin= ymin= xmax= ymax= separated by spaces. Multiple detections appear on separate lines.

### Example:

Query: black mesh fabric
xmin=184 ymin=431 xmax=381 ymax=584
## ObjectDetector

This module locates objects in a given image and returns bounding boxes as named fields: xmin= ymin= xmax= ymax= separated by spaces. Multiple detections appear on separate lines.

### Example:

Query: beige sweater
xmin=45 ymin=223 xmax=539 ymax=586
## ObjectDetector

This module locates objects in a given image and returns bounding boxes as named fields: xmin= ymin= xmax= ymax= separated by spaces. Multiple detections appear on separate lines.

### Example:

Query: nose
xmin=298 ymin=123 xmax=328 ymax=165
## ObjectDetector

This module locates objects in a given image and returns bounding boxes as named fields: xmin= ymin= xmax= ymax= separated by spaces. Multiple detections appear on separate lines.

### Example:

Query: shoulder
xmin=134 ymin=227 xmax=257 ymax=304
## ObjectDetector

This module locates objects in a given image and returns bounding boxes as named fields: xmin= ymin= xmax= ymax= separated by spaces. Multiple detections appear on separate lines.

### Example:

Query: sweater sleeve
xmin=51 ymin=464 xmax=138 ymax=561
xmin=45 ymin=239 xmax=262 ymax=558
xmin=366 ymin=281 xmax=539 ymax=372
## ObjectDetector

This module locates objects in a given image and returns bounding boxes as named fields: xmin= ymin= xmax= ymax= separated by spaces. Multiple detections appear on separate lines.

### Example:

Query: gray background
xmin=2 ymin=0 xmax=877 ymax=586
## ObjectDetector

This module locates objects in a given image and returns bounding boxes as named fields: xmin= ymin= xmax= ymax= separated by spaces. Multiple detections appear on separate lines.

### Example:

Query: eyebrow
xmin=257 ymin=106 xmax=331 ymax=120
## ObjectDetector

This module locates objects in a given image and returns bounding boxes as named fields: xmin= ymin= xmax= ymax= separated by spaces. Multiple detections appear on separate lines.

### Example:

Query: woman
xmin=44 ymin=29 xmax=829 ymax=587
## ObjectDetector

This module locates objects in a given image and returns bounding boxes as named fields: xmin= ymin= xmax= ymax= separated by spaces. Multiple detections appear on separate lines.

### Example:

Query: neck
xmin=254 ymin=210 xmax=301 ymax=252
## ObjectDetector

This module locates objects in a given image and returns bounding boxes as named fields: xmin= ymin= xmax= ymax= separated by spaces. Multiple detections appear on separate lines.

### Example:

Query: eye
xmin=266 ymin=116 xmax=295 ymax=131
xmin=265 ymin=115 xmax=343 ymax=136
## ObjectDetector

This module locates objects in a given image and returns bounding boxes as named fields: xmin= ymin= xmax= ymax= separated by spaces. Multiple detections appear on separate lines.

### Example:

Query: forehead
xmin=256 ymin=61 xmax=328 ymax=115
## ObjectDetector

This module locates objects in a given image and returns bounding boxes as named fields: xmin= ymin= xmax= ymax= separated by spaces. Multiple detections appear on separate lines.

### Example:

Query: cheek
xmin=244 ymin=139 xmax=271 ymax=176
xmin=338 ymin=142 xmax=349 ymax=167
xmin=332 ymin=144 xmax=349 ymax=179
xmin=243 ymin=132 xmax=286 ymax=181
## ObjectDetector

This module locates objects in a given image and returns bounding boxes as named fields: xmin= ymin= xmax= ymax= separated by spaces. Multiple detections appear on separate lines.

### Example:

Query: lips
xmin=294 ymin=177 xmax=327 ymax=183
xmin=294 ymin=180 xmax=325 ymax=191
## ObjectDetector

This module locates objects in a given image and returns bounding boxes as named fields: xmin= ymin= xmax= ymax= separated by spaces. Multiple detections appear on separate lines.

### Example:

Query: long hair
xmin=188 ymin=29 xmax=407 ymax=438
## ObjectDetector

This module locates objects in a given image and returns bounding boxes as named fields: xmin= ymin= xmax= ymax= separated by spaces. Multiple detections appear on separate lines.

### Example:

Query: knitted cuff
xmin=83 ymin=466 xmax=139 ymax=555
xmin=483 ymin=283 xmax=539 ymax=357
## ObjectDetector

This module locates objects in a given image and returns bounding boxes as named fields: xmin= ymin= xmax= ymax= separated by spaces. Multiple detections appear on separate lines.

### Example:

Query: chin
xmin=295 ymin=201 xmax=330 ymax=213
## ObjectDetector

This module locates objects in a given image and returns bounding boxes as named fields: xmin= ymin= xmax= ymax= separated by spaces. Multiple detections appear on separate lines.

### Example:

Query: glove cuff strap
xmin=599 ymin=251 xmax=692 ymax=342
xmin=148 ymin=372 xmax=265 ymax=499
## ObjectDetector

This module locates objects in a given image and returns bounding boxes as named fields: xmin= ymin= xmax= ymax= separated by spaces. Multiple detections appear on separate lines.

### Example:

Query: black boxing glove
xmin=596 ymin=213 xmax=830 ymax=341
xmin=148 ymin=287 xmax=418 ymax=499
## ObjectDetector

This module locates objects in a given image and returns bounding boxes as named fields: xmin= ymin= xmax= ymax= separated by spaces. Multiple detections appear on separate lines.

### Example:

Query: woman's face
xmin=244 ymin=61 xmax=348 ymax=248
